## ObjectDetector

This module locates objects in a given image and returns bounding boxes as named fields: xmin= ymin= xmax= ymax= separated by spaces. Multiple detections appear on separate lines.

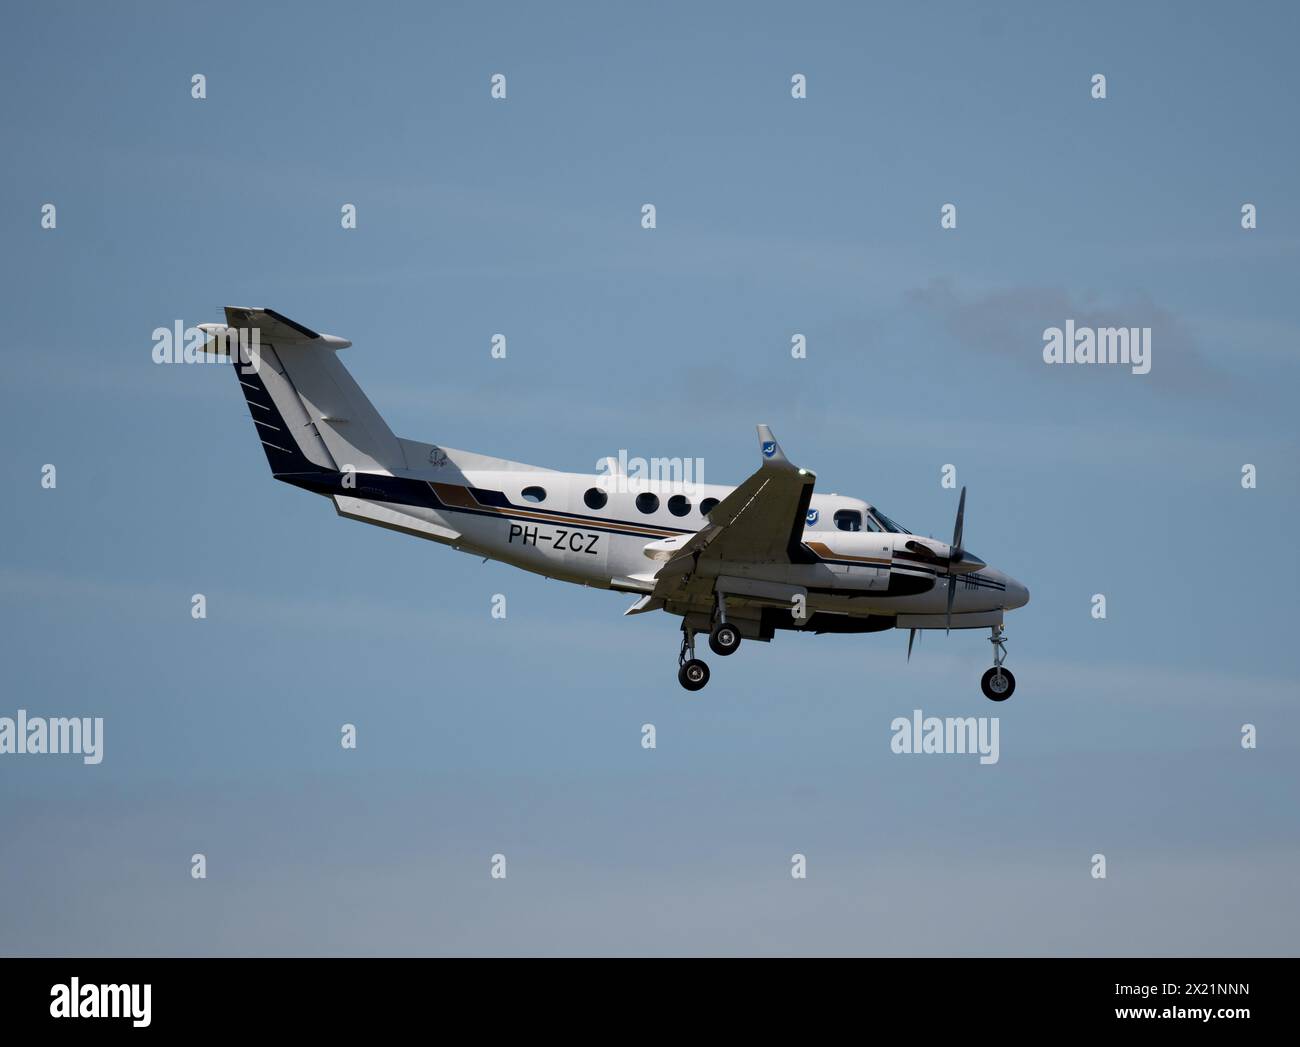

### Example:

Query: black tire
xmin=678 ymin=659 xmax=710 ymax=691
xmin=708 ymin=622 xmax=741 ymax=657
xmin=981 ymin=667 xmax=1015 ymax=701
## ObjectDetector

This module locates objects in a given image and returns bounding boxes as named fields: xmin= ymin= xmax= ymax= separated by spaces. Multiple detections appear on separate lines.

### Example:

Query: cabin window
xmin=667 ymin=495 xmax=691 ymax=517
xmin=699 ymin=497 xmax=719 ymax=516
xmin=521 ymin=486 xmax=547 ymax=503
xmin=834 ymin=509 xmax=862 ymax=532
xmin=635 ymin=493 xmax=660 ymax=514
xmin=584 ymin=487 xmax=608 ymax=510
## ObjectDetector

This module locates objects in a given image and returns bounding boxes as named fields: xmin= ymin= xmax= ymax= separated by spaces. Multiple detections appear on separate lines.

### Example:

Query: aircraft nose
xmin=1005 ymin=576 xmax=1030 ymax=610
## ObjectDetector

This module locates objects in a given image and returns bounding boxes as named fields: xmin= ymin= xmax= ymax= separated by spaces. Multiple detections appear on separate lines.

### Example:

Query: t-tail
xmin=200 ymin=306 xmax=411 ymax=496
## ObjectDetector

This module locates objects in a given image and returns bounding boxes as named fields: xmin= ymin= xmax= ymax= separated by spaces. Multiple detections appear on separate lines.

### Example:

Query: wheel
xmin=708 ymin=622 xmax=741 ymax=657
xmin=678 ymin=659 xmax=710 ymax=691
xmin=981 ymin=667 xmax=1015 ymax=701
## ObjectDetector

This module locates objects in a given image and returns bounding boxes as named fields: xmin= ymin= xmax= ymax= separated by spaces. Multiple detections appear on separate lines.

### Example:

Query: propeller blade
xmin=947 ymin=486 xmax=967 ymax=633
xmin=952 ymin=486 xmax=966 ymax=553
xmin=907 ymin=628 xmax=917 ymax=661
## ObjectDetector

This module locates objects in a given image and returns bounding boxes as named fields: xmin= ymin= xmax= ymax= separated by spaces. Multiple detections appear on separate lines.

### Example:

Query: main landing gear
xmin=677 ymin=627 xmax=710 ymax=691
xmin=980 ymin=624 xmax=1016 ymax=701
xmin=709 ymin=622 xmax=741 ymax=656
xmin=707 ymin=595 xmax=741 ymax=657
xmin=678 ymin=595 xmax=742 ymax=690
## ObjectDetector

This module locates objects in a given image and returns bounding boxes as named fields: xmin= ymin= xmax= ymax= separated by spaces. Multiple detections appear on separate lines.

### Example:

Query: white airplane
xmin=202 ymin=308 xmax=1029 ymax=699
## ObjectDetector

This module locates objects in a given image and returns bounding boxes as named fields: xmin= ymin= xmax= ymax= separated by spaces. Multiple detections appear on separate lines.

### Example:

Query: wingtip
xmin=756 ymin=424 xmax=789 ymax=465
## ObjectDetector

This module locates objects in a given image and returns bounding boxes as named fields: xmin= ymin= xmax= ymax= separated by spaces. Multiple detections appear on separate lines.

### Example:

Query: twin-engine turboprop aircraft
xmin=201 ymin=308 xmax=1029 ymax=699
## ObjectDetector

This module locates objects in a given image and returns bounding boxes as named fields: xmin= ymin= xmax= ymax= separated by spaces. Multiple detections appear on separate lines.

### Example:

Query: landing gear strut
xmin=708 ymin=593 xmax=741 ymax=657
xmin=677 ymin=626 xmax=710 ymax=691
xmin=980 ymin=624 xmax=1015 ymax=701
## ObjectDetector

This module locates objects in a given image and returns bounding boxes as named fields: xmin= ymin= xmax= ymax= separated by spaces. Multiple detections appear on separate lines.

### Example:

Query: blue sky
xmin=1 ymin=0 xmax=1297 ymax=955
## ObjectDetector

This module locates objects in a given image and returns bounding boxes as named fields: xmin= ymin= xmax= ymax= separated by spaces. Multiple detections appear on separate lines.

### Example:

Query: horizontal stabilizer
xmin=223 ymin=307 xmax=352 ymax=349
xmin=333 ymin=495 xmax=461 ymax=544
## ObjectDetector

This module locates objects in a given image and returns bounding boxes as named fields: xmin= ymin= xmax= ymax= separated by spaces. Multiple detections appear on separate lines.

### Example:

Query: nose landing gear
xmin=677 ymin=626 xmax=710 ymax=691
xmin=980 ymin=624 xmax=1015 ymax=701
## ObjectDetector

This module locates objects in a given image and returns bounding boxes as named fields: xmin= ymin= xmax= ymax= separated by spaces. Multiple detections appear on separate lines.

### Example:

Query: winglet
xmin=757 ymin=424 xmax=805 ymax=475
xmin=756 ymin=424 xmax=789 ymax=466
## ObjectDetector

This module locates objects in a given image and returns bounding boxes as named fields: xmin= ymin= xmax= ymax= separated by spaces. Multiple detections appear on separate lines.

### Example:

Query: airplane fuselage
xmin=304 ymin=457 xmax=1028 ymax=639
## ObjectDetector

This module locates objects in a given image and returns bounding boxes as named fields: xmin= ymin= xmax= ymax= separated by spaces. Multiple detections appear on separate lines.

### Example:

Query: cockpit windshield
xmin=867 ymin=508 xmax=911 ymax=534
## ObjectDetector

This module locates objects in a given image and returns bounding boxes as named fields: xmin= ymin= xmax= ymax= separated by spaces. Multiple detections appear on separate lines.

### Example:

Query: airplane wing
xmin=649 ymin=426 xmax=816 ymax=597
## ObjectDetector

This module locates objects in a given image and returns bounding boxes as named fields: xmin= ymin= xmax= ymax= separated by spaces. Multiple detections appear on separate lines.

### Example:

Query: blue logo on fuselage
xmin=806 ymin=508 xmax=819 ymax=526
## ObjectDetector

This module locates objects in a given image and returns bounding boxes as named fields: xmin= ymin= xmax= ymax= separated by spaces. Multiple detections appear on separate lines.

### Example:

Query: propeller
xmin=908 ymin=486 xmax=978 ymax=653
xmin=945 ymin=486 xmax=967 ymax=633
